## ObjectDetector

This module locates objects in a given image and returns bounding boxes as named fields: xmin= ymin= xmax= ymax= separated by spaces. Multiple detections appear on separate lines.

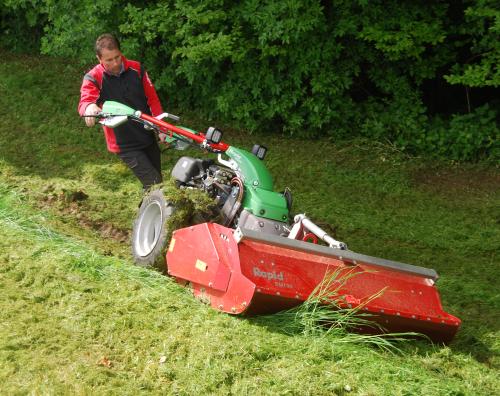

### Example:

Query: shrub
xmin=420 ymin=105 xmax=499 ymax=162
xmin=0 ymin=0 xmax=498 ymax=161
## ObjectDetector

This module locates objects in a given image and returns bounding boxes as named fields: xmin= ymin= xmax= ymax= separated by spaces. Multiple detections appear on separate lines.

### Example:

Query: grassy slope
xmin=0 ymin=51 xmax=498 ymax=395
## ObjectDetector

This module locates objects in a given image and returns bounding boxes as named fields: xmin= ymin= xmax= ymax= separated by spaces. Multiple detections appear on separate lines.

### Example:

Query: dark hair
xmin=95 ymin=33 xmax=120 ymax=57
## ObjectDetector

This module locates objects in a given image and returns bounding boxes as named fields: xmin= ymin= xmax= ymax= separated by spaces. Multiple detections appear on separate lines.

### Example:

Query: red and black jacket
xmin=78 ymin=56 xmax=163 ymax=153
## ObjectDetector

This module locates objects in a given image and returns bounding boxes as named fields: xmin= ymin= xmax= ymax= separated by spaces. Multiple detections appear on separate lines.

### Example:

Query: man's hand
xmin=84 ymin=103 xmax=102 ymax=127
xmin=158 ymin=132 xmax=168 ymax=143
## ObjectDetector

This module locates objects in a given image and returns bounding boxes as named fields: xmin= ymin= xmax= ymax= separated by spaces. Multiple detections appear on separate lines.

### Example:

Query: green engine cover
xmin=101 ymin=101 xmax=136 ymax=116
xmin=226 ymin=147 xmax=289 ymax=222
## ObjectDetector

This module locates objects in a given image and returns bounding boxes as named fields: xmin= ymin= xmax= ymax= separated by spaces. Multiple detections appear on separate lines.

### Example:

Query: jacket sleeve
xmin=142 ymin=70 xmax=163 ymax=117
xmin=78 ymin=74 xmax=101 ymax=116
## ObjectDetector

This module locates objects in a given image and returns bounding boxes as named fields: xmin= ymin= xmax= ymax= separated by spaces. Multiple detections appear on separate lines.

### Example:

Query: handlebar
xmin=139 ymin=113 xmax=230 ymax=153
xmin=83 ymin=108 xmax=229 ymax=153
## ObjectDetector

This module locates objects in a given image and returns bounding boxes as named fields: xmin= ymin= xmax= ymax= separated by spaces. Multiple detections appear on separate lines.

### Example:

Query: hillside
xmin=0 ymin=51 xmax=498 ymax=395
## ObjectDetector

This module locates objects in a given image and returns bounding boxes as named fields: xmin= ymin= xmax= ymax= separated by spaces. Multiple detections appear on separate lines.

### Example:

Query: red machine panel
xmin=166 ymin=223 xmax=460 ymax=343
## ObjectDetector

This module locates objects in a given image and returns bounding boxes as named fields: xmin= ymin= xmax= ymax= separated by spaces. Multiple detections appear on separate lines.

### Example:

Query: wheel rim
xmin=134 ymin=201 xmax=165 ymax=257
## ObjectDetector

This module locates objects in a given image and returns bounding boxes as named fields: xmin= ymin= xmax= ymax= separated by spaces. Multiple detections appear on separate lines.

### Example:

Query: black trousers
xmin=117 ymin=143 xmax=162 ymax=190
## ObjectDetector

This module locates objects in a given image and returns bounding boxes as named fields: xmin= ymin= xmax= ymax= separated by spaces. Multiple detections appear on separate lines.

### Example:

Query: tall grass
xmin=0 ymin=184 xmax=187 ymax=294
xmin=260 ymin=269 xmax=422 ymax=353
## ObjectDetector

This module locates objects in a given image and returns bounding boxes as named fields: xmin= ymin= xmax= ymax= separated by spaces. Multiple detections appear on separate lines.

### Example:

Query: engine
xmin=171 ymin=156 xmax=238 ymax=224
xmin=171 ymin=156 xmax=291 ymax=236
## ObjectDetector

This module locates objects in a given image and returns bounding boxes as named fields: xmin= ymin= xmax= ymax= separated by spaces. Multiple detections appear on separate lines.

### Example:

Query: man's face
xmin=98 ymin=47 xmax=123 ymax=75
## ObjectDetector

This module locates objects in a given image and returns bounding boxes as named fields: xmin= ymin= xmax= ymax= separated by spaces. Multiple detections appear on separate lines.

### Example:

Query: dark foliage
xmin=1 ymin=0 xmax=498 ymax=161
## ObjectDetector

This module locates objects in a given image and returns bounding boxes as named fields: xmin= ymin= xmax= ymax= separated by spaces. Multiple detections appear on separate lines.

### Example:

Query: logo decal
xmin=253 ymin=267 xmax=284 ymax=281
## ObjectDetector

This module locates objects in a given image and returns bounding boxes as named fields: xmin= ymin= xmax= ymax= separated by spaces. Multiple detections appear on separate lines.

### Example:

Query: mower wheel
xmin=131 ymin=189 xmax=174 ymax=271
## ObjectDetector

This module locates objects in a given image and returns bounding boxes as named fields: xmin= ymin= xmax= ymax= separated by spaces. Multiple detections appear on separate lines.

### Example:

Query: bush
xmin=0 ymin=0 xmax=498 ymax=162
xmin=420 ymin=105 xmax=499 ymax=162
xmin=0 ymin=0 xmax=46 ymax=52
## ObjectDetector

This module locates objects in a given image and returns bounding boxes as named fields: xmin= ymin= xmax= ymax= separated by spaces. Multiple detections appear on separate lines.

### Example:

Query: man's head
xmin=95 ymin=34 xmax=123 ymax=75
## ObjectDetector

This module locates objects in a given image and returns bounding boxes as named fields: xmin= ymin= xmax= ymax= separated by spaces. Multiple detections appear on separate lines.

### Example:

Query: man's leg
xmin=143 ymin=142 xmax=162 ymax=177
xmin=117 ymin=145 xmax=162 ymax=190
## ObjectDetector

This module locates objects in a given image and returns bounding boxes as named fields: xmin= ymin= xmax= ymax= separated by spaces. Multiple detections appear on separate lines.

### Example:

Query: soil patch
xmin=39 ymin=186 xmax=130 ymax=244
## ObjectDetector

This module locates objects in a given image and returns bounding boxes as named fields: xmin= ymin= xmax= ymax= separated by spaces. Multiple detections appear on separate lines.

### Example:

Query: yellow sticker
xmin=195 ymin=259 xmax=208 ymax=272
xmin=168 ymin=238 xmax=176 ymax=252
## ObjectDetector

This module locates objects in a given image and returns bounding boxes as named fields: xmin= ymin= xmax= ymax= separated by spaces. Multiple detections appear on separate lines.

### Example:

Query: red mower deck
xmin=166 ymin=223 xmax=461 ymax=343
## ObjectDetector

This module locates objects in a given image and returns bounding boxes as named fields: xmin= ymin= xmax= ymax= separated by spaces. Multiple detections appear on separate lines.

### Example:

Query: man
xmin=78 ymin=33 xmax=164 ymax=190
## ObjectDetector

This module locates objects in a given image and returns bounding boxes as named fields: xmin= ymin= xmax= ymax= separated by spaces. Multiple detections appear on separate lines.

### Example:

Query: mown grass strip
xmin=1 ymin=186 xmax=497 ymax=395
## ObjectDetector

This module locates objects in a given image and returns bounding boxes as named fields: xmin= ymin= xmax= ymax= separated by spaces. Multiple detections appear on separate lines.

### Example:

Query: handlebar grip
xmin=82 ymin=113 xmax=107 ymax=118
xmin=155 ymin=112 xmax=180 ymax=122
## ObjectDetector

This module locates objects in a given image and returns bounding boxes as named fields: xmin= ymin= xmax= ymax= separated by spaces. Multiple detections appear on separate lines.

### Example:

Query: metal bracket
xmin=289 ymin=214 xmax=347 ymax=250
xmin=233 ymin=227 xmax=243 ymax=244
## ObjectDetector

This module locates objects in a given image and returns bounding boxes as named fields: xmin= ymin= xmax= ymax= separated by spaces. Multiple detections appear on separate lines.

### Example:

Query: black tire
xmin=131 ymin=189 xmax=174 ymax=271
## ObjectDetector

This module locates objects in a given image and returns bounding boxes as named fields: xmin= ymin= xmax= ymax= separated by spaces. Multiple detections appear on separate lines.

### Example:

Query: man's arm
xmin=142 ymin=70 xmax=163 ymax=117
xmin=78 ymin=74 xmax=102 ymax=127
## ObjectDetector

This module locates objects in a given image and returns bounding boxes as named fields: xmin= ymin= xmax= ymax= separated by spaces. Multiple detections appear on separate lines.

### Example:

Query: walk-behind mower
xmin=96 ymin=101 xmax=461 ymax=343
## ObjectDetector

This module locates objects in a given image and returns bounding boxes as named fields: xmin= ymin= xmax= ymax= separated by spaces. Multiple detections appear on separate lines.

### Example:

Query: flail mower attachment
xmin=166 ymin=223 xmax=460 ymax=343
xmin=96 ymin=101 xmax=461 ymax=343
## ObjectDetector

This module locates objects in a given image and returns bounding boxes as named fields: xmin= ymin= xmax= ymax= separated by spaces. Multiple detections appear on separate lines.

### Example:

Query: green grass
xmin=258 ymin=268 xmax=424 ymax=353
xmin=0 ymin=50 xmax=499 ymax=394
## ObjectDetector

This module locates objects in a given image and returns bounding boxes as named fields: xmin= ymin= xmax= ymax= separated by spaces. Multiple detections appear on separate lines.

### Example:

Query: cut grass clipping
xmin=259 ymin=268 xmax=423 ymax=352
xmin=157 ymin=178 xmax=221 ymax=239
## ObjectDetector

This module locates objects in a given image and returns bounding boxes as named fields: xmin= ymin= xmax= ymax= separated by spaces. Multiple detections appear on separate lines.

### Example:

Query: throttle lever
xmin=155 ymin=112 xmax=180 ymax=122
